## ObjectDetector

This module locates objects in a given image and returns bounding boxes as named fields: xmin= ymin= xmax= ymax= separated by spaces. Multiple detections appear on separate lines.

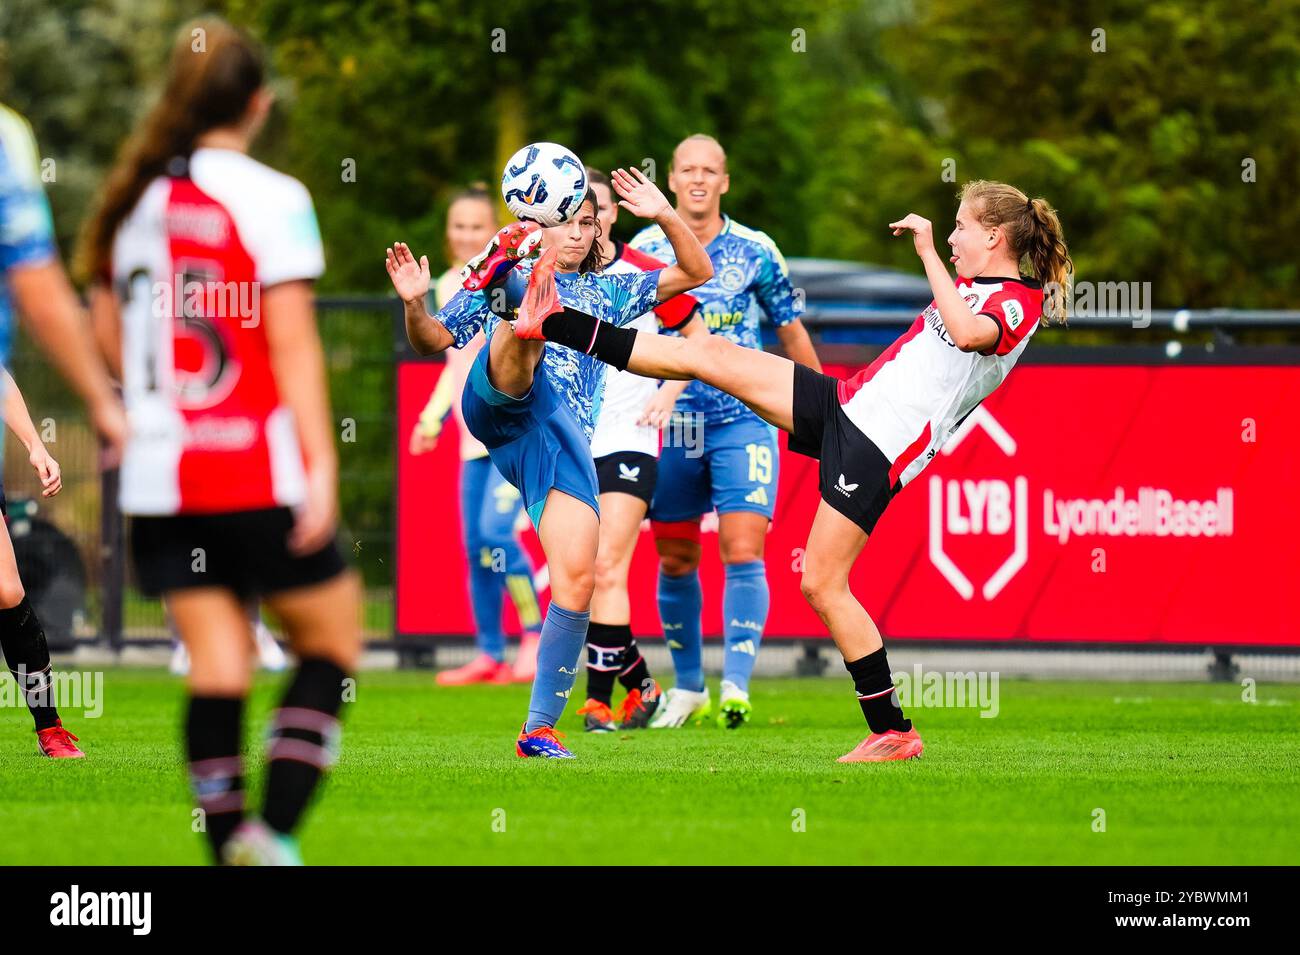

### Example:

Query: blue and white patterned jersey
xmin=0 ymin=105 xmax=57 ymax=370
xmin=631 ymin=215 xmax=802 ymax=426
xmin=435 ymin=260 xmax=662 ymax=440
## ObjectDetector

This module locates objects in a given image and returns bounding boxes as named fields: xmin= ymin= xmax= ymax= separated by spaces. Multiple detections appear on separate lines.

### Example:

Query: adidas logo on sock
xmin=729 ymin=639 xmax=757 ymax=656
xmin=668 ymin=639 xmax=684 ymax=650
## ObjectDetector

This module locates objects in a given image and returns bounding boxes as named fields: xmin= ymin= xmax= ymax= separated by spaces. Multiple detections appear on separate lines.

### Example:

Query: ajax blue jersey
xmin=630 ymin=215 xmax=801 ymax=426
xmin=0 ymin=105 xmax=57 ymax=370
xmin=435 ymin=261 xmax=662 ymax=440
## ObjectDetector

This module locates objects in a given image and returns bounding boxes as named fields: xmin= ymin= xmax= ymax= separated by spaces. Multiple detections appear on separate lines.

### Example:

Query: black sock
xmin=263 ymin=657 xmax=349 ymax=836
xmin=0 ymin=598 xmax=59 ymax=730
xmin=617 ymin=633 xmax=654 ymax=697
xmin=584 ymin=622 xmax=628 ymax=705
xmin=541 ymin=308 xmax=637 ymax=371
xmin=845 ymin=647 xmax=911 ymax=733
xmin=185 ymin=695 xmax=245 ymax=861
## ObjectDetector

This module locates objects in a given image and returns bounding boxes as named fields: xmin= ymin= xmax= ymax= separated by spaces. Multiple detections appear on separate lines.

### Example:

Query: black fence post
xmin=100 ymin=463 xmax=123 ymax=652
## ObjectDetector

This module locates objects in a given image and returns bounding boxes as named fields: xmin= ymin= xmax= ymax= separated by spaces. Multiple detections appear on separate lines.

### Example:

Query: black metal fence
xmin=6 ymin=288 xmax=1298 ymax=649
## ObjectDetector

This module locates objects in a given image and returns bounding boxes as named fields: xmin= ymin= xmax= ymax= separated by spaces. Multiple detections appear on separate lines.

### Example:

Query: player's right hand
xmin=386 ymin=242 xmax=431 ymax=303
xmin=638 ymin=386 xmax=678 ymax=429
xmin=409 ymin=425 xmax=438 ymax=455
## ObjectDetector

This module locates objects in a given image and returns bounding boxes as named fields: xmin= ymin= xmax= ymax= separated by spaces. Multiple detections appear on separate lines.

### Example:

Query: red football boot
xmin=511 ymin=247 xmax=564 ymax=340
xmin=836 ymin=726 xmax=923 ymax=763
xmin=37 ymin=720 xmax=85 ymax=759
xmin=460 ymin=221 xmax=543 ymax=292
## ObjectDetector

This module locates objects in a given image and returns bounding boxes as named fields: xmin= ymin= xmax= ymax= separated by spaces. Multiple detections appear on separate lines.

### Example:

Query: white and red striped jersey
xmin=588 ymin=242 xmax=696 ymax=459
xmin=111 ymin=147 xmax=324 ymax=515
xmin=839 ymin=275 xmax=1043 ymax=488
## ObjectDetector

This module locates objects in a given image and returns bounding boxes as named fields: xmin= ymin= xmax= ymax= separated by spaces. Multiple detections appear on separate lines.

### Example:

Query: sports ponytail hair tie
xmin=1026 ymin=197 xmax=1035 ymax=212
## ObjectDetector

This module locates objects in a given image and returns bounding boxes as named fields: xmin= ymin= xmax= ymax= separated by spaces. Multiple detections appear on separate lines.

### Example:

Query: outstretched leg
xmin=536 ymin=311 xmax=797 ymax=433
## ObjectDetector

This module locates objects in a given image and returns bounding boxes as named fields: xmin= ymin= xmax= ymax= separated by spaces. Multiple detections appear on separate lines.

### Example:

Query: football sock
xmin=657 ymin=570 xmax=705 ymax=693
xmin=584 ymin=621 xmax=627 ymax=705
xmin=525 ymin=602 xmax=590 ymax=731
xmin=262 ymin=657 xmax=348 ymax=836
xmin=845 ymin=647 xmax=911 ymax=734
xmin=467 ymin=547 xmax=507 ymax=661
xmin=0 ymin=598 xmax=60 ymax=730
xmin=185 ymin=695 xmax=245 ymax=860
xmin=721 ymin=560 xmax=769 ymax=693
xmin=541 ymin=309 xmax=636 ymax=371
xmin=617 ymin=631 xmax=653 ymax=696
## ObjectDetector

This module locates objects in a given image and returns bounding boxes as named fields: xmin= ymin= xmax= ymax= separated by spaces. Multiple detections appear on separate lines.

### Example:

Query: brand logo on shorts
xmin=618 ymin=463 xmax=640 ymax=482
xmin=745 ymin=487 xmax=769 ymax=506
xmin=836 ymin=474 xmax=858 ymax=497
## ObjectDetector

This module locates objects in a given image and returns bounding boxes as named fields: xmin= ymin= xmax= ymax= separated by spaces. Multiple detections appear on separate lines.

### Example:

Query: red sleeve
xmin=620 ymin=244 xmax=699 ymax=331
xmin=978 ymin=289 xmax=1040 ymax=357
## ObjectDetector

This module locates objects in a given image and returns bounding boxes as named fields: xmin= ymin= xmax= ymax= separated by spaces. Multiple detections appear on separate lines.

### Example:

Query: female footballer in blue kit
xmin=387 ymin=167 xmax=712 ymax=758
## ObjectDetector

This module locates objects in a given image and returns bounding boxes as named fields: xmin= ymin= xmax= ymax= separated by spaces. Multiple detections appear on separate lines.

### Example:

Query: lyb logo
xmin=929 ymin=407 xmax=1027 ymax=600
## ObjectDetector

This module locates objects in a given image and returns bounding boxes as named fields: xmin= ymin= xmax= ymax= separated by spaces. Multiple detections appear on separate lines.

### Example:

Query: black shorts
xmin=594 ymin=451 xmax=657 ymax=506
xmin=130 ymin=507 xmax=347 ymax=599
xmin=789 ymin=364 xmax=896 ymax=535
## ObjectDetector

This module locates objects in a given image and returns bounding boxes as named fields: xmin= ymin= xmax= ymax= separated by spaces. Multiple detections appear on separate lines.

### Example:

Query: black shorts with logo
xmin=594 ymin=451 xmax=658 ymax=506
xmin=788 ymin=363 xmax=897 ymax=535
xmin=130 ymin=507 xmax=347 ymax=599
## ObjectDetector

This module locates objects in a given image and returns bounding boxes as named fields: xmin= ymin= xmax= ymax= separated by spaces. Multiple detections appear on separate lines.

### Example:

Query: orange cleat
xmin=461 ymin=221 xmax=543 ymax=292
xmin=36 ymin=720 xmax=85 ymax=759
xmin=577 ymin=699 xmax=617 ymax=733
xmin=836 ymin=727 xmax=923 ymax=763
xmin=615 ymin=681 xmax=662 ymax=730
xmin=511 ymin=247 xmax=564 ymax=340
xmin=435 ymin=653 xmax=512 ymax=687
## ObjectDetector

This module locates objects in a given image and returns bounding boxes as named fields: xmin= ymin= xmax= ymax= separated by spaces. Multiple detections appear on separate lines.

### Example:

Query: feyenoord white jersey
xmin=838 ymin=275 xmax=1044 ymax=489
xmin=111 ymin=148 xmax=325 ymax=514
xmin=588 ymin=242 xmax=695 ymax=459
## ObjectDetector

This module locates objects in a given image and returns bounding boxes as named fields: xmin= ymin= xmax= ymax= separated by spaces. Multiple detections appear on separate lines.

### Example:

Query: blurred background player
xmin=575 ymin=168 xmax=702 ymax=732
xmin=80 ymin=18 xmax=362 ymax=863
xmin=408 ymin=186 xmax=541 ymax=685
xmin=0 ymin=103 xmax=128 ymax=758
xmin=630 ymin=135 xmax=821 ymax=729
xmin=391 ymin=166 xmax=712 ymax=758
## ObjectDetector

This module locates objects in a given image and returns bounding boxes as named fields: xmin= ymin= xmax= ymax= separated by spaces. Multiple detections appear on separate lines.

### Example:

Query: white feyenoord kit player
xmin=111 ymin=147 xmax=345 ymax=596
xmin=789 ymin=274 xmax=1044 ymax=534
xmin=588 ymin=241 xmax=696 ymax=505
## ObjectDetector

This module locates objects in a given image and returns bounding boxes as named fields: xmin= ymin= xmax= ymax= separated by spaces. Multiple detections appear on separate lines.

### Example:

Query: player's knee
xmin=0 ymin=578 xmax=26 ymax=609
xmin=720 ymin=538 xmax=764 ymax=565
xmin=658 ymin=551 xmax=698 ymax=577
xmin=593 ymin=552 xmax=623 ymax=595
xmin=554 ymin=566 xmax=595 ymax=608
xmin=799 ymin=569 xmax=844 ymax=615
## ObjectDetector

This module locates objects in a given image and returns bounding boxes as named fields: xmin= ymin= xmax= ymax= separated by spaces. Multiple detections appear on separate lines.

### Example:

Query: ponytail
xmin=74 ymin=18 xmax=264 ymax=284
xmin=959 ymin=181 xmax=1074 ymax=324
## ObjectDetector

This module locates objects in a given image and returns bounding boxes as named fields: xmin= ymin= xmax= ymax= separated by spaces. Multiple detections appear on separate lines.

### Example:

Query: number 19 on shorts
xmin=746 ymin=442 xmax=774 ymax=484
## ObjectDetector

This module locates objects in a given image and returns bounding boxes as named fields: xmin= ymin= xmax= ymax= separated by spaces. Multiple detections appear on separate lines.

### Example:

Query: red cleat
xmin=36 ymin=720 xmax=85 ymax=759
xmin=461 ymin=221 xmax=543 ymax=292
xmin=836 ymin=726 xmax=923 ymax=763
xmin=436 ymin=653 xmax=512 ymax=686
xmin=511 ymin=247 xmax=564 ymax=340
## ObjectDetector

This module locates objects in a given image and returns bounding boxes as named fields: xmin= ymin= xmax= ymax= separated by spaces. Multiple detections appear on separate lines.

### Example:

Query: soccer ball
xmin=501 ymin=142 xmax=588 ymax=228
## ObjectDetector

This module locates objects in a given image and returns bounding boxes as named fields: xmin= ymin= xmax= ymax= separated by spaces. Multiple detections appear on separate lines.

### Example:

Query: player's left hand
xmin=638 ymin=386 xmax=679 ymax=429
xmin=889 ymin=213 xmax=936 ymax=259
xmin=612 ymin=167 xmax=670 ymax=220
xmin=30 ymin=444 xmax=62 ymax=497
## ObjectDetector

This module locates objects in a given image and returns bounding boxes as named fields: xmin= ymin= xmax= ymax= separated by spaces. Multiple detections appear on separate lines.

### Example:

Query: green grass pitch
xmin=1 ymin=669 xmax=1296 ymax=865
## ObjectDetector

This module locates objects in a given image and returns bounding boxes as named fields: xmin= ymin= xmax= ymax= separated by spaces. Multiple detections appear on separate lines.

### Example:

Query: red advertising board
xmin=397 ymin=361 xmax=1298 ymax=646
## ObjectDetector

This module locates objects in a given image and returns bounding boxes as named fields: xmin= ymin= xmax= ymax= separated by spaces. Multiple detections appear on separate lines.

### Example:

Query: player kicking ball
xmin=390 ymin=163 xmax=712 ymax=758
xmin=513 ymin=180 xmax=1072 ymax=761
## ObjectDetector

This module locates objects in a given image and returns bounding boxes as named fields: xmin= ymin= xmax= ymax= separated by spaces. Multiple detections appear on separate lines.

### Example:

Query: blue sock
xmin=658 ymin=571 xmax=704 ymax=693
xmin=467 ymin=553 xmax=506 ymax=661
xmin=722 ymin=560 xmax=769 ymax=692
xmin=524 ymin=603 xmax=590 ymax=731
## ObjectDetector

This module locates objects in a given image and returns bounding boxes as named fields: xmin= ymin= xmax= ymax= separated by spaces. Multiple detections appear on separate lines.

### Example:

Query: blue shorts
xmin=461 ymin=349 xmax=599 ymax=528
xmin=650 ymin=413 xmax=779 ymax=523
